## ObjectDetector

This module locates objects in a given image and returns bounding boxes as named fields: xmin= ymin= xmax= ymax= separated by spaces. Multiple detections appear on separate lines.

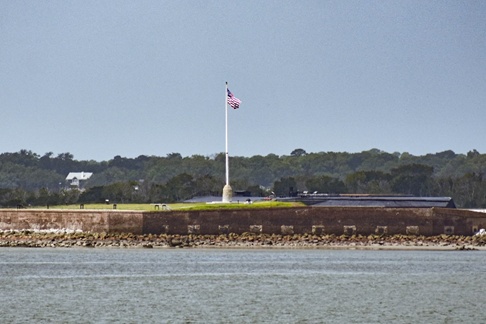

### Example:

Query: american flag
xmin=227 ymin=88 xmax=241 ymax=109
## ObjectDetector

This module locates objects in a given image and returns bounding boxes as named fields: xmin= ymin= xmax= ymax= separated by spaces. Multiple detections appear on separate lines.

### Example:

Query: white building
xmin=66 ymin=172 xmax=93 ymax=189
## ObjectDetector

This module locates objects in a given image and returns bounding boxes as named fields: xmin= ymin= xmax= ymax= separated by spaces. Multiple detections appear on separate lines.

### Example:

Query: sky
xmin=1 ymin=0 xmax=485 ymax=161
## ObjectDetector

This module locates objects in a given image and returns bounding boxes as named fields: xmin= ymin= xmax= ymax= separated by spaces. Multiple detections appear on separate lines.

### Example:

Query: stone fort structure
xmin=1 ymin=207 xmax=485 ymax=236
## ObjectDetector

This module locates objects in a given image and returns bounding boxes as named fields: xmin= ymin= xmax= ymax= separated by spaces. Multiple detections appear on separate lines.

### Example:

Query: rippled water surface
xmin=0 ymin=248 xmax=485 ymax=324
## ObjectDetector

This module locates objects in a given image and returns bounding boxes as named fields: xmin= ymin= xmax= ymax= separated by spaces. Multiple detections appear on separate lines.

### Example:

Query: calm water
xmin=0 ymin=248 xmax=485 ymax=324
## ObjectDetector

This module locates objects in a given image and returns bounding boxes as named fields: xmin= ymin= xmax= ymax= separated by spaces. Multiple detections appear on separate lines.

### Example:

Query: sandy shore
xmin=1 ymin=231 xmax=486 ymax=250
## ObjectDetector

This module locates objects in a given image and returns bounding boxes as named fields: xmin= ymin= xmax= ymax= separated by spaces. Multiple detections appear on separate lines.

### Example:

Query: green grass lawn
xmin=45 ymin=201 xmax=304 ymax=211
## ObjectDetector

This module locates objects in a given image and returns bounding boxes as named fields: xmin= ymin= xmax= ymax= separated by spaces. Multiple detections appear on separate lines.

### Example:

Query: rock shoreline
xmin=1 ymin=231 xmax=486 ymax=250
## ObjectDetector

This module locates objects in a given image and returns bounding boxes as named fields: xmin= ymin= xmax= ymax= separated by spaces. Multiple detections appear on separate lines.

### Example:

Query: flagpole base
xmin=222 ymin=185 xmax=233 ymax=203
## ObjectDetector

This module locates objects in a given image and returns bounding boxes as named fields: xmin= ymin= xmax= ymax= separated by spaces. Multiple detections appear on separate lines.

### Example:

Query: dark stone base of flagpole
xmin=222 ymin=185 xmax=233 ymax=203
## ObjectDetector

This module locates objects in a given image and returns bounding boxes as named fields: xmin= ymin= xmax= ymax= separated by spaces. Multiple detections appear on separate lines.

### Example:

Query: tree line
xmin=1 ymin=148 xmax=486 ymax=207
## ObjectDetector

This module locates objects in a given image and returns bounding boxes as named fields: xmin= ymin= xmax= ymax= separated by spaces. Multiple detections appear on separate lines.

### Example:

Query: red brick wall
xmin=142 ymin=207 xmax=486 ymax=236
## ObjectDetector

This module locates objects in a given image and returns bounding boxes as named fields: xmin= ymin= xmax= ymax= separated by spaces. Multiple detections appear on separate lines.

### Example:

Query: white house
xmin=66 ymin=172 xmax=93 ymax=188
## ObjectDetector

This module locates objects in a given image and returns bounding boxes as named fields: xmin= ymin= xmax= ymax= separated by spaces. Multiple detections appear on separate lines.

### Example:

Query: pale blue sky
xmin=1 ymin=1 xmax=485 ymax=161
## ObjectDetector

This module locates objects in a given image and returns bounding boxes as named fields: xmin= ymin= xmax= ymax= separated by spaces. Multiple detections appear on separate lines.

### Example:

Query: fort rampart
xmin=1 ymin=207 xmax=485 ymax=236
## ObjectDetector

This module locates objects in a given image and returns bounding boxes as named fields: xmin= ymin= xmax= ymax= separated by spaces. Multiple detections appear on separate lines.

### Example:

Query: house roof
xmin=279 ymin=194 xmax=456 ymax=208
xmin=66 ymin=172 xmax=93 ymax=181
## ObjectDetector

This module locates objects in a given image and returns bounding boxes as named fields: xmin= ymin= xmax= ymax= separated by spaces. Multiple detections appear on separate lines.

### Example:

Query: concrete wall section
xmin=106 ymin=211 xmax=144 ymax=234
xmin=0 ymin=210 xmax=143 ymax=234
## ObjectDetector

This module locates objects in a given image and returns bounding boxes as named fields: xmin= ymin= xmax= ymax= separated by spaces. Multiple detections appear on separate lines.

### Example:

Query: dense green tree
xmin=246 ymin=184 xmax=267 ymax=197
xmin=0 ymin=150 xmax=39 ymax=167
xmin=451 ymin=172 xmax=485 ymax=208
xmin=101 ymin=182 xmax=139 ymax=203
xmin=39 ymin=152 xmax=54 ymax=169
xmin=306 ymin=175 xmax=347 ymax=194
xmin=60 ymin=189 xmax=81 ymax=205
xmin=6 ymin=148 xmax=486 ymax=207
xmin=165 ymin=173 xmax=195 ymax=202
xmin=354 ymin=149 xmax=398 ymax=173
xmin=167 ymin=152 xmax=182 ymax=160
xmin=273 ymin=177 xmax=297 ymax=197
xmin=467 ymin=149 xmax=480 ymax=159
xmin=0 ymin=188 xmax=28 ymax=207
xmin=345 ymin=171 xmax=391 ymax=194
xmin=193 ymin=175 xmax=222 ymax=197
xmin=246 ymin=155 xmax=274 ymax=187
xmin=79 ymin=186 xmax=105 ymax=203
xmin=290 ymin=148 xmax=307 ymax=157
xmin=148 ymin=183 xmax=168 ymax=203
xmin=390 ymin=164 xmax=434 ymax=196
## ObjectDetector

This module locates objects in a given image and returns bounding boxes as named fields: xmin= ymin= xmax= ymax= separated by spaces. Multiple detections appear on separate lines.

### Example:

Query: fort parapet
xmin=0 ymin=207 xmax=485 ymax=236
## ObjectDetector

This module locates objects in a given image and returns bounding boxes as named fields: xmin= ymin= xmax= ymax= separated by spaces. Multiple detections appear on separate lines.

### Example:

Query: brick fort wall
xmin=1 ymin=207 xmax=484 ymax=236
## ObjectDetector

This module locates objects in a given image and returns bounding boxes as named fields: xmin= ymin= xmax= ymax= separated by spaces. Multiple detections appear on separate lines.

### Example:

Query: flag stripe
xmin=227 ymin=88 xmax=241 ymax=109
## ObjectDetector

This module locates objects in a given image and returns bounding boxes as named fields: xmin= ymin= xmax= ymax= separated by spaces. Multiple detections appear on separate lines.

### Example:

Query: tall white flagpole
xmin=225 ymin=82 xmax=229 ymax=186
xmin=222 ymin=81 xmax=232 ymax=202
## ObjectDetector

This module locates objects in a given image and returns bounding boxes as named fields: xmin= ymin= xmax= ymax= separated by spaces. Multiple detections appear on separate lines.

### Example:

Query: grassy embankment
xmin=45 ymin=201 xmax=304 ymax=211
